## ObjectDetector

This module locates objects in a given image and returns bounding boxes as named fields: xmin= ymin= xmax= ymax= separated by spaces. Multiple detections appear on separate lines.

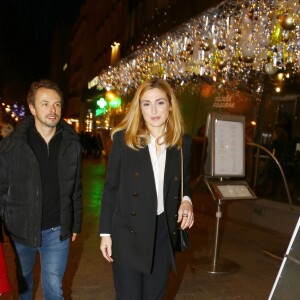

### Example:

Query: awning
xmin=96 ymin=0 xmax=300 ymax=97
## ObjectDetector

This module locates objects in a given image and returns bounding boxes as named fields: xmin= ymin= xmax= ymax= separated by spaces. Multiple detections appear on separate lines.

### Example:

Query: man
xmin=0 ymin=79 xmax=82 ymax=299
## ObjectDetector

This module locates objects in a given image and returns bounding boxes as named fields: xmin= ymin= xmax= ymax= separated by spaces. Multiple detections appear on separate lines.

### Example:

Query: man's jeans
xmin=14 ymin=226 xmax=70 ymax=300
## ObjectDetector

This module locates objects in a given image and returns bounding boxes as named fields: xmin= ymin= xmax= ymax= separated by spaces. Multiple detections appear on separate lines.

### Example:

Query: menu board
xmin=204 ymin=113 xmax=245 ymax=177
xmin=214 ymin=119 xmax=244 ymax=176
xmin=208 ymin=180 xmax=257 ymax=200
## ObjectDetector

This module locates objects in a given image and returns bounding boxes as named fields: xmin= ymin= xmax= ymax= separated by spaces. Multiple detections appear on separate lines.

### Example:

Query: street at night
xmin=1 ymin=1 xmax=300 ymax=298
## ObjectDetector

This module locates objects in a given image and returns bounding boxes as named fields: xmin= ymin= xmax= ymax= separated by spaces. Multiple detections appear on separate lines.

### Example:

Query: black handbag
xmin=175 ymin=149 xmax=191 ymax=252
xmin=176 ymin=227 xmax=191 ymax=252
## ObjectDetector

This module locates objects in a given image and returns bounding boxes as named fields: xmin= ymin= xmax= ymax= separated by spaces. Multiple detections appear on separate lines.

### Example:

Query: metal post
xmin=212 ymin=199 xmax=222 ymax=268
xmin=253 ymin=147 xmax=260 ymax=191
xmin=192 ymin=179 xmax=239 ymax=274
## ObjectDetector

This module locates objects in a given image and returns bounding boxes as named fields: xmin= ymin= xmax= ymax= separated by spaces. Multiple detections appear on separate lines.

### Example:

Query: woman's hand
xmin=100 ymin=236 xmax=113 ymax=262
xmin=177 ymin=201 xmax=194 ymax=229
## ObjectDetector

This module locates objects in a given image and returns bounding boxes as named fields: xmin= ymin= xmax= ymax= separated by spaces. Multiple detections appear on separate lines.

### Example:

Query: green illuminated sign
xmin=96 ymin=98 xmax=107 ymax=116
xmin=108 ymin=97 xmax=121 ymax=108
xmin=97 ymin=98 xmax=107 ymax=108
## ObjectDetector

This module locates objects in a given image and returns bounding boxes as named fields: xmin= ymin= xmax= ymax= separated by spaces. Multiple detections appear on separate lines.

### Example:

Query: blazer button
xmin=132 ymin=192 xmax=138 ymax=197
xmin=173 ymin=231 xmax=177 ymax=235
xmin=130 ymin=229 xmax=135 ymax=235
xmin=134 ymin=172 xmax=139 ymax=177
xmin=131 ymin=211 xmax=136 ymax=216
xmin=174 ymin=176 xmax=179 ymax=181
xmin=174 ymin=214 xmax=178 ymax=218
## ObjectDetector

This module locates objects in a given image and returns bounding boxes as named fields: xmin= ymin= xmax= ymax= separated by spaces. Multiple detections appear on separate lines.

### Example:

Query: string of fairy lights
xmin=96 ymin=0 xmax=300 ymax=99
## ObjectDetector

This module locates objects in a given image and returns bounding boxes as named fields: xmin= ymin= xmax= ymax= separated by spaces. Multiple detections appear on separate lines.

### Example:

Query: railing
xmin=247 ymin=142 xmax=294 ymax=210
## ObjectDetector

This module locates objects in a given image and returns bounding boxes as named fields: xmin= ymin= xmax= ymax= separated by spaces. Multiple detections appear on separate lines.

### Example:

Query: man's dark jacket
xmin=0 ymin=116 xmax=83 ymax=247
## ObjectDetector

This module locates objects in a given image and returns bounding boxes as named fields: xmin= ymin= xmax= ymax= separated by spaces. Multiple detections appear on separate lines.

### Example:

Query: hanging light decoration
xmin=96 ymin=0 xmax=300 ymax=97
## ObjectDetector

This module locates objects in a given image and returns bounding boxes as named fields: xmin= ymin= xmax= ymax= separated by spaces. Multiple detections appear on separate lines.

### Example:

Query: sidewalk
xmin=2 ymin=159 xmax=290 ymax=299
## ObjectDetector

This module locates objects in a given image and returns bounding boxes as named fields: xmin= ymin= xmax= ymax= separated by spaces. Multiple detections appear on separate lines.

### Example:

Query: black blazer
xmin=99 ymin=130 xmax=192 ymax=273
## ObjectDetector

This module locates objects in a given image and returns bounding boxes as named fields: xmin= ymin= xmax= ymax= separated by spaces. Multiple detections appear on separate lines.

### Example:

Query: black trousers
xmin=113 ymin=213 xmax=172 ymax=300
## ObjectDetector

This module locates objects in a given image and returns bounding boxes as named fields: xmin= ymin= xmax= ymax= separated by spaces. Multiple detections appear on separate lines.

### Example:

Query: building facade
xmin=50 ymin=0 xmax=300 ymax=209
xmin=51 ymin=0 xmax=223 ymax=131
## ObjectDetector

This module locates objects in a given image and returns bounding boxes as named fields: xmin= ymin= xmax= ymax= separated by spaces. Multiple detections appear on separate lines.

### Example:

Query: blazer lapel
xmin=164 ymin=147 xmax=179 ymax=199
xmin=138 ymin=146 xmax=157 ymax=197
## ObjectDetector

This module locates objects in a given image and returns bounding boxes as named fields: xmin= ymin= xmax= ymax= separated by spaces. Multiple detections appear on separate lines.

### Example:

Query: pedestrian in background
xmin=0 ymin=123 xmax=14 ymax=140
xmin=99 ymin=78 xmax=194 ymax=300
xmin=0 ymin=79 xmax=83 ymax=299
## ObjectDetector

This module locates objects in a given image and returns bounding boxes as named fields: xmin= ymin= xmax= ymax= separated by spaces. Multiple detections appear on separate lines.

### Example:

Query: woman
xmin=0 ymin=242 xmax=12 ymax=296
xmin=99 ymin=78 xmax=194 ymax=300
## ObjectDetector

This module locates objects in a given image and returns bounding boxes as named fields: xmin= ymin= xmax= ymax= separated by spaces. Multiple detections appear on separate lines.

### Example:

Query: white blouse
xmin=148 ymin=135 xmax=192 ymax=215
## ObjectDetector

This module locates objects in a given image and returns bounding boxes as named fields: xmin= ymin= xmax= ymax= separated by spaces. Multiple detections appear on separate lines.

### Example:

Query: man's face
xmin=29 ymin=87 xmax=62 ymax=129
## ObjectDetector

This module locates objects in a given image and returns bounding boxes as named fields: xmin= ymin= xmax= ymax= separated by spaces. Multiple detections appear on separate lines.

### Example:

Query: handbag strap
xmin=180 ymin=148 xmax=183 ymax=201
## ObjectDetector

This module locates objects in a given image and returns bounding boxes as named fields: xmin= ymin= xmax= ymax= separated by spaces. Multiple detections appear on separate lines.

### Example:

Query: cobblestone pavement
xmin=2 ymin=159 xmax=290 ymax=299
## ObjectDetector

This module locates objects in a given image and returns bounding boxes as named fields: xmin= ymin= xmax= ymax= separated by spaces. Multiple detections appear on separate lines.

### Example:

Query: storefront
xmin=88 ymin=0 xmax=300 ymax=212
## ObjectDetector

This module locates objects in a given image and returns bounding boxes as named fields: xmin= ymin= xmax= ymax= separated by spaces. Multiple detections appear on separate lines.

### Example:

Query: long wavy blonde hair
xmin=112 ymin=78 xmax=185 ymax=149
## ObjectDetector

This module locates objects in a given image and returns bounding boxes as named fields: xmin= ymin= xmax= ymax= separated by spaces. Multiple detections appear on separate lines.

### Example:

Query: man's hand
xmin=100 ymin=236 xmax=113 ymax=262
xmin=71 ymin=233 xmax=77 ymax=241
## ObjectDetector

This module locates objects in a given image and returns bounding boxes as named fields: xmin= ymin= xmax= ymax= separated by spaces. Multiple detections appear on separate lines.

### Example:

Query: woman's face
xmin=140 ymin=88 xmax=171 ymax=136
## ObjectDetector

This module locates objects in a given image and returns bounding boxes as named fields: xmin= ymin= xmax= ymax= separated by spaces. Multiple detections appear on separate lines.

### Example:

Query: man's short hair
xmin=27 ymin=79 xmax=64 ymax=106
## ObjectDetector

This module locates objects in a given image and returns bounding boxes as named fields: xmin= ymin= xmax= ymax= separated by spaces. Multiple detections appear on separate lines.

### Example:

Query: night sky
xmin=0 ymin=0 xmax=85 ymax=104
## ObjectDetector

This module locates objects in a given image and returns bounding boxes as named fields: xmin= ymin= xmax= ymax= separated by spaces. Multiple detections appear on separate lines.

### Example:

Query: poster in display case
xmin=204 ymin=112 xmax=246 ymax=178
